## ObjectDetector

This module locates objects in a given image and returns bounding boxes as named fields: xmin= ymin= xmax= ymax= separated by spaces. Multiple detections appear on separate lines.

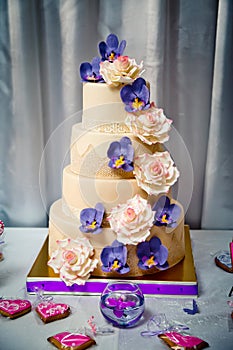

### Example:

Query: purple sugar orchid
xmin=120 ymin=77 xmax=150 ymax=112
xmin=107 ymin=136 xmax=134 ymax=172
xmin=137 ymin=236 xmax=169 ymax=270
xmin=100 ymin=240 xmax=130 ymax=274
xmin=99 ymin=33 xmax=126 ymax=62
xmin=105 ymin=295 xmax=136 ymax=318
xmin=79 ymin=203 xmax=105 ymax=234
xmin=80 ymin=56 xmax=104 ymax=82
xmin=152 ymin=196 xmax=181 ymax=228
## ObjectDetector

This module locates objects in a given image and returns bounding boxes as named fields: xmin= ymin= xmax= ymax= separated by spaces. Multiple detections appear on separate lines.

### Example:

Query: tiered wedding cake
xmin=48 ymin=34 xmax=185 ymax=286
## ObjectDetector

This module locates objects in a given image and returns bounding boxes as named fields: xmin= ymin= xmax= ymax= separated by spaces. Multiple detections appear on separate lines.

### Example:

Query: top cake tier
xmin=82 ymin=82 xmax=129 ymax=132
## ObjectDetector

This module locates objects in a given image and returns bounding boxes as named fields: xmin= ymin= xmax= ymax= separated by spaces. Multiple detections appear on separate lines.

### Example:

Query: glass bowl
xmin=100 ymin=281 xmax=145 ymax=328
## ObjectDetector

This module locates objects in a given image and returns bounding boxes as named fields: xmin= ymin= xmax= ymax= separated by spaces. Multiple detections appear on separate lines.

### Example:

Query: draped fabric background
xmin=0 ymin=0 xmax=232 ymax=229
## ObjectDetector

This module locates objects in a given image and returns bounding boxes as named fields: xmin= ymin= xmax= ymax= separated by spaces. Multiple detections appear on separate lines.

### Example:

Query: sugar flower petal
xmin=125 ymin=103 xmax=172 ymax=145
xmin=99 ymin=34 xmax=126 ymax=61
xmin=100 ymin=240 xmax=130 ymax=274
xmin=120 ymin=78 xmax=150 ymax=112
xmin=107 ymin=141 xmax=121 ymax=158
xmin=134 ymin=152 xmax=180 ymax=195
xmin=106 ymin=33 xmax=119 ymax=50
xmin=136 ymin=241 xmax=151 ymax=260
xmin=108 ymin=194 xmax=154 ymax=245
xmin=149 ymin=236 xmax=162 ymax=253
xmin=107 ymin=137 xmax=134 ymax=172
xmin=48 ymin=238 xmax=98 ymax=286
xmin=80 ymin=203 xmax=105 ymax=234
xmin=100 ymin=56 xmax=144 ymax=86
xmin=137 ymin=236 xmax=169 ymax=271
xmin=80 ymin=56 xmax=103 ymax=82
xmin=155 ymin=244 xmax=169 ymax=266
xmin=152 ymin=196 xmax=181 ymax=228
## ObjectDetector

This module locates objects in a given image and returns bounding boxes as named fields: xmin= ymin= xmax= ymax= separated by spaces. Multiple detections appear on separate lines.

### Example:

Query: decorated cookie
xmin=36 ymin=302 xmax=70 ymax=323
xmin=0 ymin=299 xmax=31 ymax=319
xmin=158 ymin=332 xmax=209 ymax=350
xmin=47 ymin=331 xmax=96 ymax=350
xmin=215 ymin=251 xmax=233 ymax=273
xmin=0 ymin=220 xmax=4 ymax=236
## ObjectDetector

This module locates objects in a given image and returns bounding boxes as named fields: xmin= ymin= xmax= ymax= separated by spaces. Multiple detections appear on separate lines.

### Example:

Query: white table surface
xmin=0 ymin=228 xmax=232 ymax=350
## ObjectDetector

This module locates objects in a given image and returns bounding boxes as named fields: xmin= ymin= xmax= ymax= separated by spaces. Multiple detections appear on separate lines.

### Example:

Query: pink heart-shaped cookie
xmin=36 ymin=302 xmax=70 ymax=323
xmin=0 ymin=299 xmax=31 ymax=319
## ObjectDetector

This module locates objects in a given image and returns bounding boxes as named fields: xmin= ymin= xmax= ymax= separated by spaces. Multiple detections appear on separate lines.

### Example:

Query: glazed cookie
xmin=47 ymin=331 xmax=96 ymax=350
xmin=215 ymin=251 xmax=233 ymax=273
xmin=36 ymin=302 xmax=70 ymax=323
xmin=0 ymin=299 xmax=31 ymax=319
xmin=158 ymin=332 xmax=209 ymax=350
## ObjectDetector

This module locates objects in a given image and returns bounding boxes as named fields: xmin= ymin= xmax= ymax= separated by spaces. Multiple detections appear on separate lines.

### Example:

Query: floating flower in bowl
xmin=100 ymin=281 xmax=145 ymax=328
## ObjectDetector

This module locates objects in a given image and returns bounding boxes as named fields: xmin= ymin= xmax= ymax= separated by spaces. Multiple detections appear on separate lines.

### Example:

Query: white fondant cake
xmin=48 ymin=34 xmax=185 ymax=286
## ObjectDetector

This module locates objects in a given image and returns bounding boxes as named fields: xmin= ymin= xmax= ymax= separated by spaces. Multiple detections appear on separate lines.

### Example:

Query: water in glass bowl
xmin=100 ymin=282 xmax=145 ymax=328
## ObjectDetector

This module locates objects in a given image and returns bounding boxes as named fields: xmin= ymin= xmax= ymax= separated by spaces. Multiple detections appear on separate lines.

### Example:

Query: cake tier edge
xmin=48 ymin=199 xmax=185 ymax=278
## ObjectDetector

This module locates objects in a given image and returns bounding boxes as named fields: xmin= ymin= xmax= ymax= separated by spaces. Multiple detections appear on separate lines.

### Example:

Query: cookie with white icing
xmin=47 ymin=331 xmax=96 ymax=350
xmin=0 ymin=299 xmax=31 ymax=319
xmin=36 ymin=302 xmax=70 ymax=323
xmin=215 ymin=251 xmax=233 ymax=273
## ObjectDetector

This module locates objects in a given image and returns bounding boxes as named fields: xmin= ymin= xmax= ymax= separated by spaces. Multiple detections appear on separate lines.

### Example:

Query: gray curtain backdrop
xmin=0 ymin=0 xmax=232 ymax=229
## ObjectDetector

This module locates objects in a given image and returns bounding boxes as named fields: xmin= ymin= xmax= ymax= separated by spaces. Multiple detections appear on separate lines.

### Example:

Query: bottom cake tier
xmin=27 ymin=226 xmax=197 ymax=297
xmin=48 ymin=199 xmax=185 ymax=278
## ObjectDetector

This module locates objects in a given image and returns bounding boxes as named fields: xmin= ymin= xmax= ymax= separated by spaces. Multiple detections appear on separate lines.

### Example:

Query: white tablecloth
xmin=0 ymin=228 xmax=232 ymax=350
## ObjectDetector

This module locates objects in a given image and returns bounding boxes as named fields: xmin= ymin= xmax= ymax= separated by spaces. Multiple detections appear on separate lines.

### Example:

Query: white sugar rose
xmin=100 ymin=56 xmax=144 ymax=87
xmin=108 ymin=194 xmax=154 ymax=245
xmin=48 ymin=237 xmax=98 ymax=286
xmin=125 ymin=103 xmax=172 ymax=145
xmin=134 ymin=152 xmax=180 ymax=195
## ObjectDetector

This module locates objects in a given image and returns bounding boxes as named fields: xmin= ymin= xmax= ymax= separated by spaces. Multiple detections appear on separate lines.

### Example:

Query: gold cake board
xmin=26 ymin=225 xmax=198 ymax=298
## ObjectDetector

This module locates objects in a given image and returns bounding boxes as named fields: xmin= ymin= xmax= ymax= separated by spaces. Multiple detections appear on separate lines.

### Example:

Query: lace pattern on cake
xmin=82 ymin=121 xmax=130 ymax=133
